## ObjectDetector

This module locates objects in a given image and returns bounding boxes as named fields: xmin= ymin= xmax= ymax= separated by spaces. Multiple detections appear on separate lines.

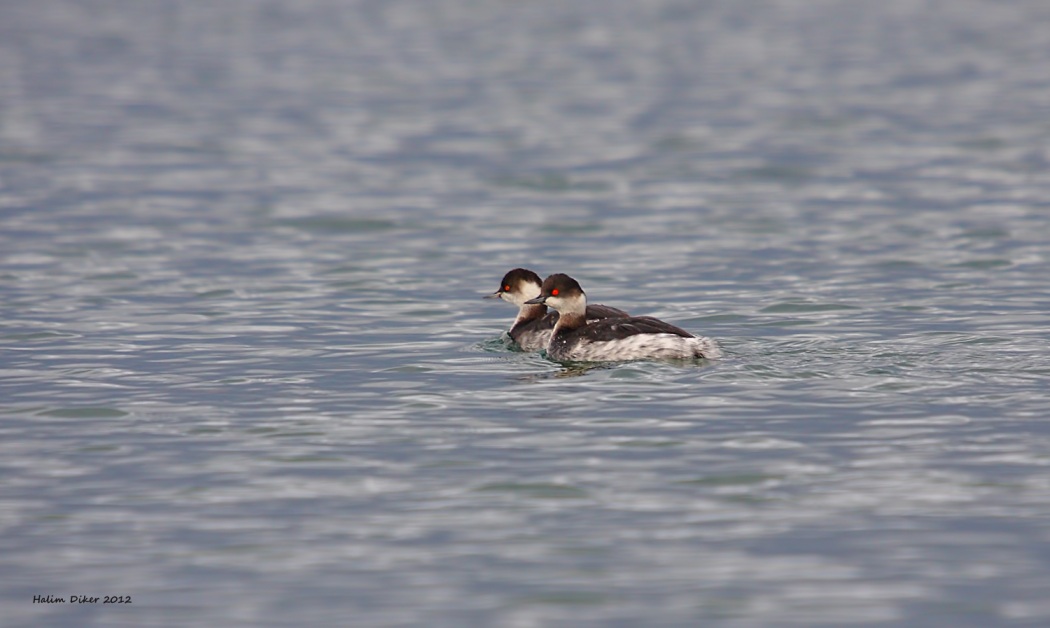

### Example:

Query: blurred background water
xmin=2 ymin=0 xmax=1050 ymax=625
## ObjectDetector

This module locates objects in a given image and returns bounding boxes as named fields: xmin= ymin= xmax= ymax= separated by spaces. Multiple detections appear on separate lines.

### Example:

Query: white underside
xmin=549 ymin=333 xmax=722 ymax=362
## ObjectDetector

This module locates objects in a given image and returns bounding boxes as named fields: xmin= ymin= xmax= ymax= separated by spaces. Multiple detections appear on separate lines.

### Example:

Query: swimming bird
xmin=485 ymin=268 xmax=629 ymax=351
xmin=523 ymin=273 xmax=721 ymax=361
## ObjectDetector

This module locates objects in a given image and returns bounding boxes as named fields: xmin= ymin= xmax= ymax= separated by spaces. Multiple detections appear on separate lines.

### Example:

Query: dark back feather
xmin=585 ymin=304 xmax=629 ymax=320
xmin=571 ymin=316 xmax=694 ymax=341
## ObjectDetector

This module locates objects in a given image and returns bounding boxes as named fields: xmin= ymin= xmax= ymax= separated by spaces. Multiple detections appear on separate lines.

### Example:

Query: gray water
xmin=3 ymin=1 xmax=1050 ymax=626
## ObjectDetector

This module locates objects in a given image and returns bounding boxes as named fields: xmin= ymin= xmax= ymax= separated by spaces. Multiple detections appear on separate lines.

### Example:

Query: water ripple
xmin=3 ymin=1 xmax=1050 ymax=626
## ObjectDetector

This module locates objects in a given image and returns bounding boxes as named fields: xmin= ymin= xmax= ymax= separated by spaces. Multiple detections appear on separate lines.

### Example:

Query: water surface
xmin=2 ymin=1 xmax=1050 ymax=626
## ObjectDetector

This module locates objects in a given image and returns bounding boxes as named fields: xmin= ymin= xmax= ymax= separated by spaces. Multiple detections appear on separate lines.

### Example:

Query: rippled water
xmin=3 ymin=1 xmax=1050 ymax=626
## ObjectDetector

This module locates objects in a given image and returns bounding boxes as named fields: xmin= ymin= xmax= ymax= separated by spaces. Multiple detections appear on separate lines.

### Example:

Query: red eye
xmin=551 ymin=288 xmax=559 ymax=296
xmin=504 ymin=285 xmax=510 ymax=291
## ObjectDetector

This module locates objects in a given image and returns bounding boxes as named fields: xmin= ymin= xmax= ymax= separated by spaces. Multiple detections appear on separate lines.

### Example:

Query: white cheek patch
xmin=499 ymin=291 xmax=524 ymax=307
xmin=500 ymin=282 xmax=541 ymax=308
xmin=545 ymin=293 xmax=585 ymax=315
xmin=518 ymin=281 xmax=541 ymax=300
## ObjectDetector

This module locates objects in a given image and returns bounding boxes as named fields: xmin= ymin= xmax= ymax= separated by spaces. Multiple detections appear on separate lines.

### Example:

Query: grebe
xmin=524 ymin=273 xmax=721 ymax=361
xmin=485 ymin=268 xmax=628 ymax=351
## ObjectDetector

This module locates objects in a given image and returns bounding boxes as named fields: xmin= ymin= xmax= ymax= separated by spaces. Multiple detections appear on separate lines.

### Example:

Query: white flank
xmin=514 ymin=327 xmax=551 ymax=352
xmin=549 ymin=333 xmax=722 ymax=362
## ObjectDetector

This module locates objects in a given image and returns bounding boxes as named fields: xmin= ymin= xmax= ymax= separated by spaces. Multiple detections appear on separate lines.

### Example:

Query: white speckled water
xmin=3 ymin=1 xmax=1050 ymax=626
